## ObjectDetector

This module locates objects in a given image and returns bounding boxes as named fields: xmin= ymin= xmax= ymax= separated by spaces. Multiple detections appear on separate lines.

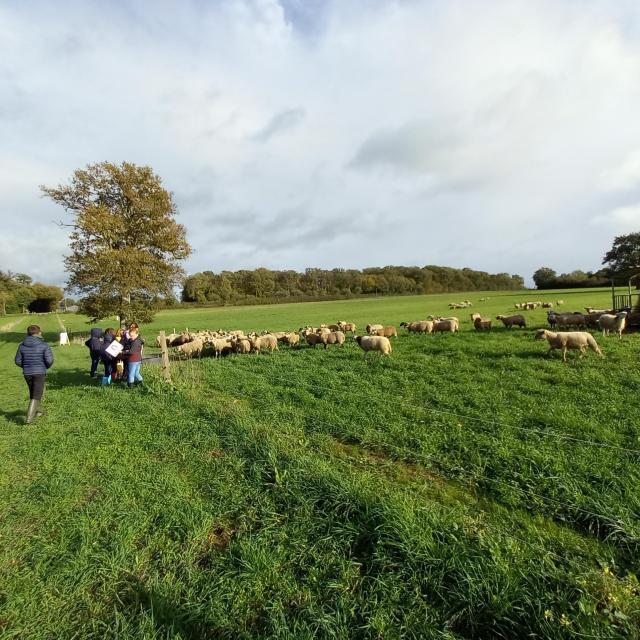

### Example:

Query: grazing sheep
xmin=432 ymin=319 xmax=458 ymax=334
xmin=338 ymin=321 xmax=357 ymax=334
xmin=534 ymin=329 xmax=603 ymax=363
xmin=354 ymin=335 xmax=392 ymax=357
xmin=556 ymin=299 xmax=564 ymax=306
xmin=306 ymin=333 xmax=325 ymax=348
xmin=470 ymin=313 xmax=491 ymax=330
xmin=250 ymin=334 xmax=278 ymax=353
xmin=282 ymin=332 xmax=300 ymax=347
xmin=585 ymin=307 xmax=613 ymax=315
xmin=232 ymin=337 xmax=252 ymax=354
xmin=176 ymin=338 xmax=203 ymax=358
xmin=208 ymin=337 xmax=232 ymax=358
xmin=554 ymin=313 xmax=585 ymax=330
xmin=375 ymin=325 xmax=398 ymax=338
xmin=542 ymin=302 xmax=553 ymax=308
xmin=583 ymin=313 xmax=604 ymax=329
xmin=598 ymin=312 xmax=627 ymax=338
xmin=170 ymin=332 xmax=193 ymax=347
xmin=323 ymin=330 xmax=346 ymax=348
xmin=401 ymin=320 xmax=433 ymax=334
xmin=366 ymin=324 xmax=384 ymax=335
xmin=496 ymin=314 xmax=526 ymax=329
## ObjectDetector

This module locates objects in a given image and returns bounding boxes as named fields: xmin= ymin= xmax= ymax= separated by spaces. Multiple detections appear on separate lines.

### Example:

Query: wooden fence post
xmin=159 ymin=330 xmax=172 ymax=383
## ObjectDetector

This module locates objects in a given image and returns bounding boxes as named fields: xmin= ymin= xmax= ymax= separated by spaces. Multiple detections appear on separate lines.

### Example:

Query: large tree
xmin=602 ymin=232 xmax=640 ymax=281
xmin=532 ymin=267 xmax=557 ymax=289
xmin=42 ymin=162 xmax=191 ymax=323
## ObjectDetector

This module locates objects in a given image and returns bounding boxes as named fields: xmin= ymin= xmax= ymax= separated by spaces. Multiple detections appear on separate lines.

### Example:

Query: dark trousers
xmin=24 ymin=374 xmax=45 ymax=401
xmin=103 ymin=359 xmax=113 ymax=377
xmin=90 ymin=354 xmax=101 ymax=376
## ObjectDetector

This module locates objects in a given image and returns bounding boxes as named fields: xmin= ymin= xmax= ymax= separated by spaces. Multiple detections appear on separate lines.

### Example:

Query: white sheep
xmin=534 ymin=329 xmax=603 ymax=363
xmin=470 ymin=313 xmax=491 ymax=330
xmin=374 ymin=325 xmax=398 ymax=338
xmin=598 ymin=312 xmax=627 ymax=338
xmin=354 ymin=335 xmax=392 ymax=357
xmin=176 ymin=338 xmax=203 ymax=358
xmin=365 ymin=324 xmax=384 ymax=335
xmin=250 ymin=334 xmax=278 ymax=353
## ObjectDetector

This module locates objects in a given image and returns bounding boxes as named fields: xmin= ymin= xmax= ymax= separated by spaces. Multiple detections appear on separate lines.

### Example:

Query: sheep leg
xmin=562 ymin=347 xmax=568 ymax=363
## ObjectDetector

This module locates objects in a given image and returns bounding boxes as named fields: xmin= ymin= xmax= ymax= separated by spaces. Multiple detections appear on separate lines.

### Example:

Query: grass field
xmin=1 ymin=288 xmax=639 ymax=639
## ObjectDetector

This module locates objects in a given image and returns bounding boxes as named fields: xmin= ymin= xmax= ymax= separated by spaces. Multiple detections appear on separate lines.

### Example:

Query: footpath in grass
xmin=1 ymin=292 xmax=639 ymax=638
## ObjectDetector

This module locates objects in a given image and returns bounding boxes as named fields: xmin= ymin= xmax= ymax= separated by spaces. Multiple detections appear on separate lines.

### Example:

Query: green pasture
xmin=1 ymin=288 xmax=639 ymax=639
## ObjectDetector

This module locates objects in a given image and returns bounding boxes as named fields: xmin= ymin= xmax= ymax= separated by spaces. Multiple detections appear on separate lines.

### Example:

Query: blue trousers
xmin=128 ymin=361 xmax=143 ymax=385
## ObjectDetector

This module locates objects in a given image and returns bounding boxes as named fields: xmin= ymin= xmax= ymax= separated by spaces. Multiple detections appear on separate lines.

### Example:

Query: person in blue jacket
xmin=84 ymin=327 xmax=103 ymax=377
xmin=15 ymin=324 xmax=54 ymax=424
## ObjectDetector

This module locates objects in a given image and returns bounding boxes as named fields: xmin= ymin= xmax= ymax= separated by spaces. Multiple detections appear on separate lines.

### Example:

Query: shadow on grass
xmin=0 ymin=408 xmax=25 ymax=425
xmin=117 ymin=575 xmax=226 ymax=639
xmin=47 ymin=367 xmax=100 ymax=389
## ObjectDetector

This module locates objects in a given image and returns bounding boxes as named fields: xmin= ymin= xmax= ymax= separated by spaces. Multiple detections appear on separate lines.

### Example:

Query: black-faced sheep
xmin=598 ymin=312 xmax=627 ymax=338
xmin=471 ymin=313 xmax=491 ymax=330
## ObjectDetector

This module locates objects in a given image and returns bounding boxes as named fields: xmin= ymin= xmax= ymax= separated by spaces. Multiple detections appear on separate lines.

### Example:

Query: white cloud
xmin=599 ymin=150 xmax=640 ymax=191
xmin=592 ymin=204 xmax=640 ymax=232
xmin=2 ymin=0 xmax=640 ymax=286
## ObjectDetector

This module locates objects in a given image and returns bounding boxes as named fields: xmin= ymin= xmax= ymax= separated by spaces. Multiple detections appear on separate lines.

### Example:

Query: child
xmin=84 ymin=327 xmax=103 ymax=377
xmin=124 ymin=327 xmax=144 ymax=388
xmin=112 ymin=328 xmax=125 ymax=382
xmin=101 ymin=328 xmax=116 ymax=386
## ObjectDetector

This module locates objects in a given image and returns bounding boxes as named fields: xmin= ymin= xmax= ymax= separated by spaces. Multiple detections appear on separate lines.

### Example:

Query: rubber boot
xmin=25 ymin=400 xmax=38 ymax=425
xmin=101 ymin=375 xmax=112 ymax=386
xmin=35 ymin=400 xmax=44 ymax=418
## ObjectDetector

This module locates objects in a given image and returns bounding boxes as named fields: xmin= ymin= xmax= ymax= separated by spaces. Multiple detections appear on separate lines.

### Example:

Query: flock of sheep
xmin=155 ymin=301 xmax=631 ymax=364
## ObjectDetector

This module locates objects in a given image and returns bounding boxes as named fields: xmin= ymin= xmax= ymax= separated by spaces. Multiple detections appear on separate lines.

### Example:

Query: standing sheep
xmin=375 ymin=325 xmax=398 ymax=338
xmin=534 ymin=329 xmax=603 ymax=363
xmin=496 ymin=314 xmax=526 ymax=329
xmin=366 ymin=324 xmax=384 ymax=335
xmin=354 ymin=335 xmax=392 ymax=358
xmin=250 ymin=334 xmax=278 ymax=353
xmin=598 ymin=312 xmax=627 ymax=338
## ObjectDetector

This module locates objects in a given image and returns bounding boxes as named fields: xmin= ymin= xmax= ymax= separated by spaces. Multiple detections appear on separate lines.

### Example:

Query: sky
xmin=2 ymin=0 xmax=640 ymax=288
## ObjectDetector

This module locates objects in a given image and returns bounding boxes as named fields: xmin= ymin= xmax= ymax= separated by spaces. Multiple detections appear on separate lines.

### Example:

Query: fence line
xmin=195 ymin=384 xmax=617 ymax=575
xmin=222 ymin=362 xmax=640 ymax=456
xmin=204 ymin=381 xmax=640 ymax=530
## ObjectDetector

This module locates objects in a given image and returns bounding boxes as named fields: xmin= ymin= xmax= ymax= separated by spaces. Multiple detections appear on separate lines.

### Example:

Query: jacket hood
xmin=22 ymin=335 xmax=44 ymax=346
xmin=90 ymin=328 xmax=103 ymax=338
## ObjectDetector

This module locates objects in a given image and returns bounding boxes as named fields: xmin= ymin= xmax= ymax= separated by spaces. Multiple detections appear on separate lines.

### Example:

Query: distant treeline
xmin=532 ymin=267 xmax=610 ymax=290
xmin=181 ymin=266 xmax=525 ymax=305
xmin=0 ymin=271 xmax=64 ymax=315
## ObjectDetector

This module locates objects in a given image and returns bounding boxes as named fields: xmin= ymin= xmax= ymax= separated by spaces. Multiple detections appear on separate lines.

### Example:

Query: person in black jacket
xmin=15 ymin=324 xmax=54 ymax=424
xmin=84 ymin=327 xmax=103 ymax=377
xmin=101 ymin=328 xmax=116 ymax=386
